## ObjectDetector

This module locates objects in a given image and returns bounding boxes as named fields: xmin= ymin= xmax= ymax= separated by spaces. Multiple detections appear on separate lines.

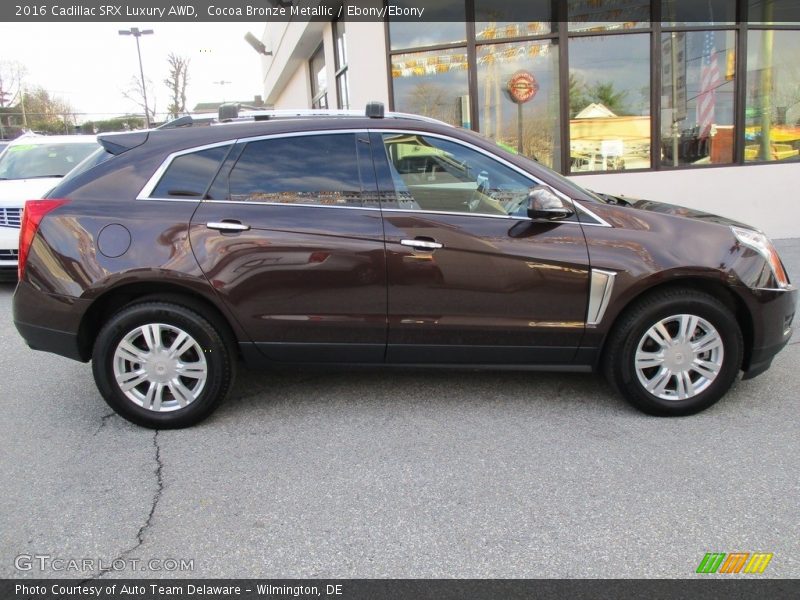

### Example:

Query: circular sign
xmin=507 ymin=71 xmax=539 ymax=104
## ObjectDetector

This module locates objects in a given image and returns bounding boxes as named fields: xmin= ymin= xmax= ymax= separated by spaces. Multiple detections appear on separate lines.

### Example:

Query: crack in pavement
xmin=82 ymin=430 xmax=164 ymax=581
xmin=93 ymin=411 xmax=117 ymax=436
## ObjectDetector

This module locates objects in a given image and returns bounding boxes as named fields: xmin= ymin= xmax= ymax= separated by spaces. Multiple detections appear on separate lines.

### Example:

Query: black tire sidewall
xmin=92 ymin=303 xmax=232 ymax=429
xmin=612 ymin=292 xmax=743 ymax=416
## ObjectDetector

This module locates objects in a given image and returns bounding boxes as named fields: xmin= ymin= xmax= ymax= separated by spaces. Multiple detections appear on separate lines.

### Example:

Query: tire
xmin=92 ymin=302 xmax=235 ymax=428
xmin=603 ymin=288 xmax=743 ymax=416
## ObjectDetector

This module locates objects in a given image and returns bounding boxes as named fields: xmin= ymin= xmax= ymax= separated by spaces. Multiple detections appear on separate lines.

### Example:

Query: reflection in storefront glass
xmin=391 ymin=48 xmax=470 ymax=127
xmin=747 ymin=0 xmax=800 ymax=24
xmin=746 ymin=30 xmax=800 ymax=162
xmin=477 ymin=40 xmax=560 ymax=170
xmin=662 ymin=0 xmax=736 ymax=26
xmin=661 ymin=30 xmax=736 ymax=167
xmin=567 ymin=0 xmax=650 ymax=32
xmin=569 ymin=34 xmax=651 ymax=172
xmin=474 ymin=0 xmax=552 ymax=40
xmin=389 ymin=0 xmax=466 ymax=50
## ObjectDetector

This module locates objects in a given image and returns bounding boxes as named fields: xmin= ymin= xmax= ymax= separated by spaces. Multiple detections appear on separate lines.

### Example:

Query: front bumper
xmin=737 ymin=285 xmax=797 ymax=379
xmin=0 ymin=225 xmax=19 ymax=279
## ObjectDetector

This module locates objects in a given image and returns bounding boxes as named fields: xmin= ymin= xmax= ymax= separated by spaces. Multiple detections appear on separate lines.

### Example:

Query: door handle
xmin=401 ymin=239 xmax=443 ymax=251
xmin=207 ymin=221 xmax=250 ymax=232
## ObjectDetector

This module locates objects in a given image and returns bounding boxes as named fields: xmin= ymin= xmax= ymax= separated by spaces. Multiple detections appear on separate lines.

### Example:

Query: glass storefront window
xmin=389 ymin=1 xmax=465 ymax=50
xmin=745 ymin=30 xmax=800 ymax=162
xmin=569 ymin=33 xmax=651 ymax=172
xmin=391 ymin=48 xmax=470 ymax=127
xmin=475 ymin=0 xmax=552 ymax=41
xmin=747 ymin=0 xmax=800 ymax=25
xmin=661 ymin=30 xmax=736 ymax=166
xmin=476 ymin=40 xmax=561 ymax=170
xmin=568 ymin=0 xmax=650 ymax=32
xmin=309 ymin=44 xmax=327 ymax=109
xmin=334 ymin=19 xmax=349 ymax=109
xmin=662 ymin=0 xmax=736 ymax=26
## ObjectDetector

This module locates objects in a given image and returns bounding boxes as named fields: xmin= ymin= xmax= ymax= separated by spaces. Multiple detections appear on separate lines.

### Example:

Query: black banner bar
xmin=3 ymin=1 xmax=800 ymax=23
xmin=3 ymin=579 xmax=800 ymax=600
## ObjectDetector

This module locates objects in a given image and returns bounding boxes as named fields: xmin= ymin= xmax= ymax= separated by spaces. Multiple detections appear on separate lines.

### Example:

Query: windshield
xmin=0 ymin=142 xmax=99 ymax=180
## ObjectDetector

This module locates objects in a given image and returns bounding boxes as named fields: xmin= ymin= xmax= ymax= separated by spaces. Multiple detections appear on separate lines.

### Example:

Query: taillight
xmin=18 ymin=199 xmax=69 ymax=279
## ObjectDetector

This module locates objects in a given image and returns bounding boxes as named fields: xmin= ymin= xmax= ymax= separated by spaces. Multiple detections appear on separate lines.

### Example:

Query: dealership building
xmin=256 ymin=1 xmax=800 ymax=237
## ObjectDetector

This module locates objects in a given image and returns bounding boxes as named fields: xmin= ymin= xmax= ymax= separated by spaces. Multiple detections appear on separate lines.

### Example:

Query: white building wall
xmin=570 ymin=163 xmax=800 ymax=239
xmin=273 ymin=61 xmax=311 ymax=109
xmin=344 ymin=22 xmax=390 ymax=108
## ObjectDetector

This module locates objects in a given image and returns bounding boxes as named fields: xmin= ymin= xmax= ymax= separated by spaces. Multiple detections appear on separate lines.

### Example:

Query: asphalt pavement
xmin=1 ymin=239 xmax=798 ymax=579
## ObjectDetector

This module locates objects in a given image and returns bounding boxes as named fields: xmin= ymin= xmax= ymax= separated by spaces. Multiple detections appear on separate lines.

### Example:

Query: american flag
xmin=696 ymin=31 xmax=722 ymax=139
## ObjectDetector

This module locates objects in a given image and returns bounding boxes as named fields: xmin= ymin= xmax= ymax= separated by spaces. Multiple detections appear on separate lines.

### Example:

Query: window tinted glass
xmin=0 ymin=142 xmax=98 ymax=179
xmin=57 ymin=148 xmax=114 ymax=186
xmin=229 ymin=134 xmax=364 ymax=205
xmin=151 ymin=145 xmax=230 ymax=198
xmin=380 ymin=133 xmax=535 ymax=217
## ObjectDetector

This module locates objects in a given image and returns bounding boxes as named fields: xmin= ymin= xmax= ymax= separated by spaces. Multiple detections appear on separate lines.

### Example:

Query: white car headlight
xmin=731 ymin=226 xmax=791 ymax=289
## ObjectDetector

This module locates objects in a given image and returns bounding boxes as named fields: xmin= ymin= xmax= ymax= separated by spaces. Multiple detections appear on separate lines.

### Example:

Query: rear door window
xmin=226 ymin=134 xmax=366 ymax=206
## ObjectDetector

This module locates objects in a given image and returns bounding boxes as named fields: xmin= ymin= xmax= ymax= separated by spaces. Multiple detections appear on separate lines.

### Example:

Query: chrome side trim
xmin=203 ymin=200 xmax=381 ymax=211
xmin=587 ymin=269 xmax=617 ymax=326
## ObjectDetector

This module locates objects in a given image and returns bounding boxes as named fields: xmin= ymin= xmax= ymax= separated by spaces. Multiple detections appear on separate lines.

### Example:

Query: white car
xmin=0 ymin=134 xmax=99 ymax=278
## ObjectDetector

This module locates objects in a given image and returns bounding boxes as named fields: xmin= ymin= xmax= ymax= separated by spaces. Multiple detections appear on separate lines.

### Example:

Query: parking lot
xmin=1 ymin=239 xmax=798 ymax=580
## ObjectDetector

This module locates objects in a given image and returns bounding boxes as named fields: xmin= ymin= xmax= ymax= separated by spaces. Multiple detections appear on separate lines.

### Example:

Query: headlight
xmin=731 ymin=226 xmax=791 ymax=289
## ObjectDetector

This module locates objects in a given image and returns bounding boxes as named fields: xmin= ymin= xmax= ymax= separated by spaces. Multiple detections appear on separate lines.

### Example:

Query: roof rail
xmin=216 ymin=101 xmax=453 ymax=128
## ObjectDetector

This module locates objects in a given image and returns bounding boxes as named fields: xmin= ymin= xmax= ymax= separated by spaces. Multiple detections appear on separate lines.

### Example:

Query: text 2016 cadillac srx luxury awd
xmin=12 ymin=104 xmax=796 ymax=428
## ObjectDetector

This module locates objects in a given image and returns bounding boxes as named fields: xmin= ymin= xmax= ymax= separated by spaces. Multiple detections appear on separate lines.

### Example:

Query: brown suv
xmin=12 ymin=104 xmax=796 ymax=428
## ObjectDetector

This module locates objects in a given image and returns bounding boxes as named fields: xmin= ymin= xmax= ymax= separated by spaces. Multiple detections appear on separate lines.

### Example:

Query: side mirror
xmin=527 ymin=185 xmax=575 ymax=221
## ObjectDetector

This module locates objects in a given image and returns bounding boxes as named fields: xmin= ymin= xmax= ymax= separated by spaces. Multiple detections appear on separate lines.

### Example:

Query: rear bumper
xmin=13 ymin=280 xmax=92 ymax=362
xmin=14 ymin=320 xmax=85 ymax=361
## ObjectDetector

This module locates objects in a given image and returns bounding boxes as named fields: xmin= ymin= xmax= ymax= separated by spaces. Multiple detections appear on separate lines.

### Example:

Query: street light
xmin=119 ymin=27 xmax=154 ymax=128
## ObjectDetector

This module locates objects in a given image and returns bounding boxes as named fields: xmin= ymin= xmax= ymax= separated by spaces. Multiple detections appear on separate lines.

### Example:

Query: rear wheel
xmin=92 ymin=302 xmax=235 ymax=428
xmin=603 ymin=289 xmax=743 ymax=416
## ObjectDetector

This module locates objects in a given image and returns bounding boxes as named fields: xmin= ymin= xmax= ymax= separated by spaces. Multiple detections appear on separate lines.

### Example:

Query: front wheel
xmin=92 ymin=302 xmax=235 ymax=428
xmin=603 ymin=289 xmax=744 ymax=416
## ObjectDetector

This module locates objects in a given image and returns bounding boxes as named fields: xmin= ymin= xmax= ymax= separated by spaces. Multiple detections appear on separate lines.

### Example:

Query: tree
xmin=81 ymin=115 xmax=145 ymax=134
xmin=164 ymin=53 xmax=190 ymax=118
xmin=568 ymin=73 xmax=590 ymax=118
xmin=0 ymin=61 xmax=26 ymax=134
xmin=403 ymin=82 xmax=457 ymax=125
xmin=569 ymin=75 xmax=631 ymax=117
xmin=587 ymin=81 xmax=629 ymax=115
xmin=0 ymin=61 xmax=25 ymax=108
xmin=19 ymin=86 xmax=76 ymax=134
xmin=122 ymin=76 xmax=157 ymax=125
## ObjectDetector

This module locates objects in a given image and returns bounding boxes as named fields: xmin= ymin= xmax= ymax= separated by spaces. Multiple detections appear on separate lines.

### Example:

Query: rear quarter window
xmin=150 ymin=145 xmax=231 ymax=199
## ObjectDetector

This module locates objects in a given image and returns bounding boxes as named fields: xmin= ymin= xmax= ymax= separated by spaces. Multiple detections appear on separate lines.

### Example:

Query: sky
xmin=0 ymin=22 xmax=268 ymax=122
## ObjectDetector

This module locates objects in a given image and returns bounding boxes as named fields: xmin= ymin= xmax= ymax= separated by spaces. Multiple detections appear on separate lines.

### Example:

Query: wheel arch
xmin=76 ymin=282 xmax=242 ymax=361
xmin=598 ymin=276 xmax=754 ymax=370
